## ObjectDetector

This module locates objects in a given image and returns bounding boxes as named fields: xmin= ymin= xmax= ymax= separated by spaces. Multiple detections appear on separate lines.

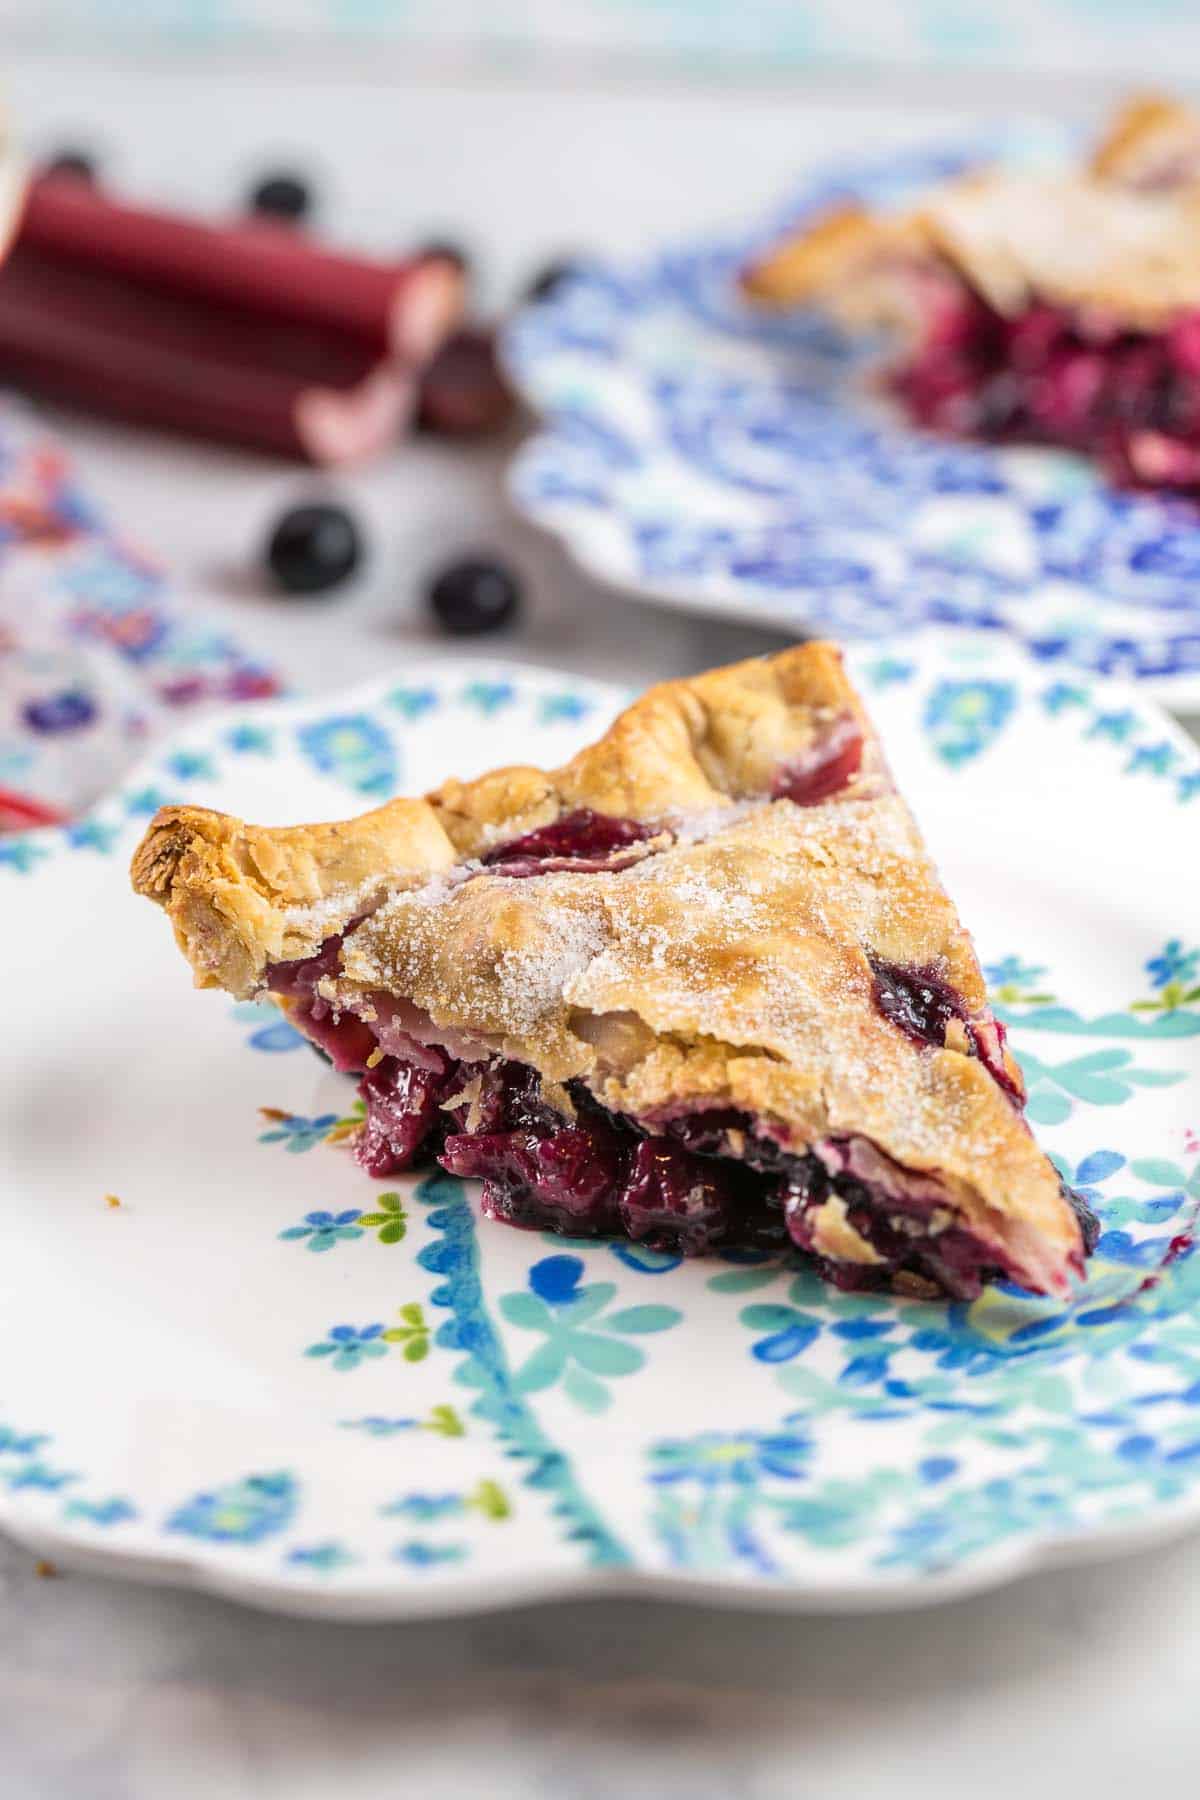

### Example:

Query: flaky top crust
xmin=131 ymin=644 xmax=870 ymax=993
xmin=132 ymin=643 xmax=1081 ymax=1290
xmin=742 ymin=92 xmax=1200 ymax=332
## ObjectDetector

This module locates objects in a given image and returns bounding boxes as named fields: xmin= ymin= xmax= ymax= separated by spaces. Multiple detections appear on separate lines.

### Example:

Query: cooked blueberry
xmin=358 ymin=1051 xmax=454 ymax=1177
xmin=869 ymin=956 xmax=963 ymax=1049
xmin=265 ymin=503 xmax=362 ymax=595
xmin=248 ymin=172 xmax=312 ymax=223
xmin=523 ymin=259 xmax=579 ymax=303
xmin=619 ymin=1138 xmax=737 ymax=1253
xmin=428 ymin=557 xmax=521 ymax=635
xmin=44 ymin=149 xmax=97 ymax=182
xmin=888 ymin=291 xmax=1200 ymax=499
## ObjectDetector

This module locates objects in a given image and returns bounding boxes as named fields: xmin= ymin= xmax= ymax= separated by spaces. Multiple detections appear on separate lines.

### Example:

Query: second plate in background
xmin=505 ymin=129 xmax=1200 ymax=712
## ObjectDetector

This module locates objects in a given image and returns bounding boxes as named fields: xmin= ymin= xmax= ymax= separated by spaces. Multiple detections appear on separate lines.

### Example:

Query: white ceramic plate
xmin=505 ymin=131 xmax=1200 ymax=711
xmin=2 ymin=644 xmax=1199 ymax=1620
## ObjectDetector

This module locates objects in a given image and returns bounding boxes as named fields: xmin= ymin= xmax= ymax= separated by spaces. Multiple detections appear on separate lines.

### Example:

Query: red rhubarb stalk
xmin=18 ymin=173 xmax=464 ymax=363
xmin=0 ymin=247 xmax=413 ymax=464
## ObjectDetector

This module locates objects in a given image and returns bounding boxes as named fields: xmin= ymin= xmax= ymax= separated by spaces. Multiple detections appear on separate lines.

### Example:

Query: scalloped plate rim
xmin=7 ymin=1470 xmax=1200 ymax=1622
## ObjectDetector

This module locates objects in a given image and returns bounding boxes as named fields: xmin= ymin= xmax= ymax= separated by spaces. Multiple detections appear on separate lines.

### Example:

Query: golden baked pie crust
xmin=132 ymin=643 xmax=1083 ymax=1293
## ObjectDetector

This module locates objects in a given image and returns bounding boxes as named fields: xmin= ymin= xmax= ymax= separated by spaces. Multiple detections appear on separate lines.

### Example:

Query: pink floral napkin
xmin=0 ymin=400 xmax=281 ymax=827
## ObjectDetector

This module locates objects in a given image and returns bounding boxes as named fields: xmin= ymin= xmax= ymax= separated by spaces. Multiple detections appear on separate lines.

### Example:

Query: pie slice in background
xmin=741 ymin=93 xmax=1200 ymax=499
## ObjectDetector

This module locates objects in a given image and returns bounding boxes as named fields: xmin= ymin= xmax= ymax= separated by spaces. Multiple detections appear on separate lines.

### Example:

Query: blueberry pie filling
xmin=263 ymin=921 xmax=1086 ymax=1301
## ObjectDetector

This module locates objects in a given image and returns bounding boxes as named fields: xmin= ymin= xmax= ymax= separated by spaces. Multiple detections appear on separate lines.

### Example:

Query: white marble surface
xmin=4 ymin=49 xmax=1200 ymax=1799
xmin=4 ymin=1530 xmax=1200 ymax=1799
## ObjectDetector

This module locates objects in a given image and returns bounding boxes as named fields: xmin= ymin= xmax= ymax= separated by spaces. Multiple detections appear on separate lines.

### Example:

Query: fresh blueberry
xmin=248 ymin=172 xmax=312 ymax=223
xmin=44 ymin=149 xmax=97 ymax=182
xmin=428 ymin=557 xmax=521 ymax=635
xmin=266 ymin=503 xmax=362 ymax=595
xmin=523 ymin=259 xmax=579 ymax=304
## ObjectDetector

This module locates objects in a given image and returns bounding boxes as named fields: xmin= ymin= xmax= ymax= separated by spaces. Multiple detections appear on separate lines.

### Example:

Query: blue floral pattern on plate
xmin=505 ymin=130 xmax=1200 ymax=706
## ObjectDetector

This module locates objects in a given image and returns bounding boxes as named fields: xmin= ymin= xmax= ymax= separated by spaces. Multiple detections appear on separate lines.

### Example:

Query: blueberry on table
xmin=523 ymin=259 xmax=579 ymax=303
xmin=43 ymin=149 xmax=97 ymax=182
xmin=266 ymin=503 xmax=362 ymax=595
xmin=428 ymin=557 xmax=522 ymax=635
xmin=248 ymin=172 xmax=312 ymax=223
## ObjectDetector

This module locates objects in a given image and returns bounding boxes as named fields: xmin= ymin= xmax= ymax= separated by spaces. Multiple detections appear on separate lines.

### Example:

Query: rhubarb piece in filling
xmin=770 ymin=719 xmax=864 ymax=806
xmin=132 ymin=641 xmax=1092 ymax=1303
xmin=480 ymin=808 xmax=663 ymax=876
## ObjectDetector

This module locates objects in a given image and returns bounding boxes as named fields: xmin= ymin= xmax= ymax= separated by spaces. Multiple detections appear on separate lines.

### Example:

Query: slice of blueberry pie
xmin=131 ymin=645 xmax=1094 ymax=1301
xmin=741 ymin=94 xmax=1200 ymax=499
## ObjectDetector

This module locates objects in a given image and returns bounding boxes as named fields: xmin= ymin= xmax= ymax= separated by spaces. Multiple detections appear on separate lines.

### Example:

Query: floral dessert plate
xmin=1 ymin=642 xmax=1199 ymax=1620
xmin=505 ymin=129 xmax=1200 ymax=711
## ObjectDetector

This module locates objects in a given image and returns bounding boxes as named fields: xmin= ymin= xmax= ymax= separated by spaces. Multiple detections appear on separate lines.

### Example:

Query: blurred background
xmin=1 ymin=11 xmax=1198 ymax=801
xmin=8 ymin=0 xmax=1200 ymax=82
xmin=3 ymin=3 xmax=1199 ymax=815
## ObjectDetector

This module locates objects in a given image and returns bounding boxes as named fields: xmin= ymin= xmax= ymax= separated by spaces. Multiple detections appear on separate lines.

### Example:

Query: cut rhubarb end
xmin=418 ymin=328 xmax=517 ymax=438
xmin=294 ymin=367 xmax=415 ymax=468
xmin=0 ymin=152 xmax=23 ymax=262
xmin=389 ymin=257 xmax=466 ymax=366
